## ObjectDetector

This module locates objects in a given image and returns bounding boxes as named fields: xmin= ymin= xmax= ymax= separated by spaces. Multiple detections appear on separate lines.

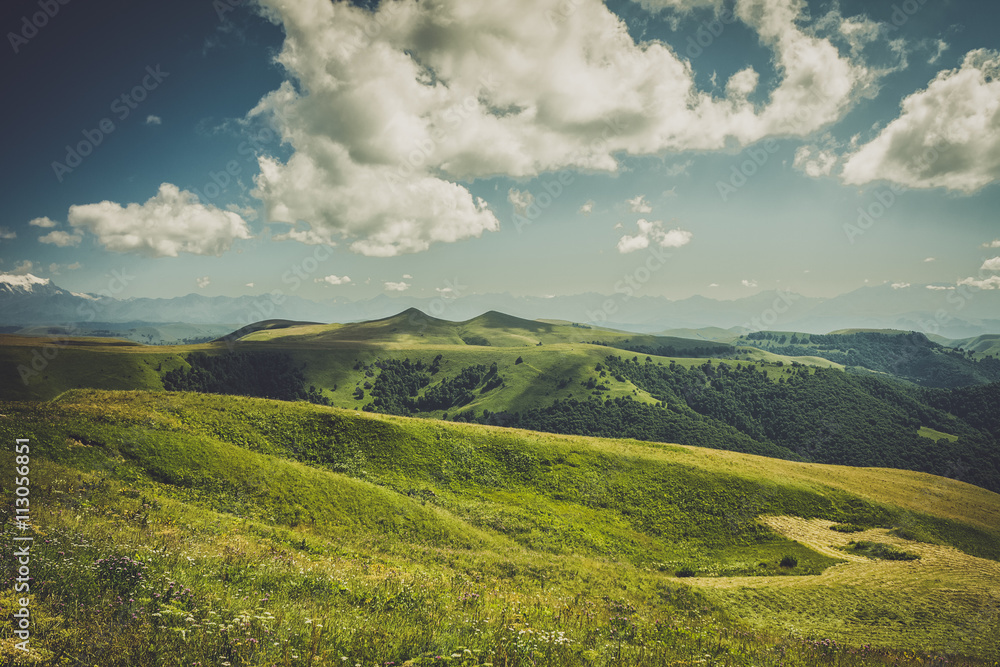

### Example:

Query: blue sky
xmin=1 ymin=0 xmax=999 ymax=303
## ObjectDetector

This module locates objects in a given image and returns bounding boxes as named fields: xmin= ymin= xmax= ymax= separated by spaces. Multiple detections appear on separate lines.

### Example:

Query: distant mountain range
xmin=2 ymin=273 xmax=998 ymax=338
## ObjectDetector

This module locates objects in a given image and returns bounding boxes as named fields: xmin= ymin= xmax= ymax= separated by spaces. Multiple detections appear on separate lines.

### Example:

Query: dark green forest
xmin=738 ymin=331 xmax=1000 ymax=388
xmin=162 ymin=351 xmax=330 ymax=405
xmin=467 ymin=357 xmax=1000 ymax=493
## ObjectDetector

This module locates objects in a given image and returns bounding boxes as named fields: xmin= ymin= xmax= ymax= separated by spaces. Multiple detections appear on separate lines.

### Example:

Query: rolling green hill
xmin=3 ymin=313 xmax=999 ymax=494
xmin=737 ymin=330 xmax=1000 ymax=388
xmin=1 ymin=389 xmax=998 ymax=665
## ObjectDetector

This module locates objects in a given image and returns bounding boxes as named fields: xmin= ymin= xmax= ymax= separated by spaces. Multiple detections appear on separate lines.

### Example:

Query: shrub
xmin=830 ymin=523 xmax=865 ymax=533
xmin=848 ymin=541 xmax=920 ymax=561
xmin=780 ymin=555 xmax=798 ymax=568
xmin=676 ymin=567 xmax=696 ymax=578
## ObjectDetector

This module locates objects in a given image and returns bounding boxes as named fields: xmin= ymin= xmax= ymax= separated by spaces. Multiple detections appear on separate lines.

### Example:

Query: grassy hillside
xmin=737 ymin=330 xmax=1000 ymax=388
xmin=3 ymin=314 xmax=999 ymax=493
xmin=2 ymin=389 xmax=999 ymax=666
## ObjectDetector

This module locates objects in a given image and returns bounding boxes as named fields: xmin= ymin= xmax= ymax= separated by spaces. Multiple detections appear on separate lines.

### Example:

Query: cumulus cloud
xmin=984 ymin=240 xmax=1000 ymax=248
xmin=508 ymin=189 xmax=535 ymax=216
xmin=39 ymin=230 xmax=83 ymax=247
xmin=67 ymin=183 xmax=252 ymax=257
xmin=793 ymin=145 xmax=838 ymax=177
xmin=248 ymin=0 xmax=882 ymax=256
xmin=664 ymin=160 xmax=692 ymax=177
xmin=197 ymin=276 xmax=211 ymax=289
xmin=626 ymin=195 xmax=653 ymax=214
xmin=317 ymin=274 xmax=351 ymax=286
xmin=246 ymin=282 xmax=255 ymax=288
xmin=12 ymin=260 xmax=33 ymax=275
xmin=29 ymin=216 xmax=57 ymax=228
xmin=982 ymin=257 xmax=1000 ymax=271
xmin=146 ymin=115 xmax=162 ymax=125
xmin=958 ymin=276 xmax=1000 ymax=290
xmin=842 ymin=49 xmax=1000 ymax=192
xmin=616 ymin=219 xmax=692 ymax=253
xmin=0 ymin=226 xmax=15 ymax=240
xmin=926 ymin=284 xmax=954 ymax=291
xmin=891 ymin=282 xmax=910 ymax=289
xmin=384 ymin=281 xmax=410 ymax=292
xmin=928 ymin=39 xmax=949 ymax=65
xmin=402 ymin=274 xmax=413 ymax=279
xmin=924 ymin=257 xmax=935 ymax=262
xmin=579 ymin=200 xmax=595 ymax=215
xmin=742 ymin=279 xmax=758 ymax=288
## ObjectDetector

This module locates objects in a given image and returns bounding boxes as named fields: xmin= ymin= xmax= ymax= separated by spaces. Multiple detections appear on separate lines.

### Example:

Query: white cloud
xmin=0 ymin=226 xmax=15 ymax=240
xmin=146 ymin=115 xmax=162 ymax=126
xmin=616 ymin=218 xmax=692 ymax=254
xmin=708 ymin=282 xmax=719 ymax=287
xmin=246 ymin=282 xmax=255 ymax=288
xmin=384 ymin=281 xmax=410 ymax=292
xmin=958 ymin=276 xmax=1000 ymax=290
xmin=634 ymin=0 xmax=722 ymax=12
xmin=793 ymin=145 xmax=838 ymax=178
xmin=742 ymin=279 xmax=758 ymax=288
xmin=924 ymin=257 xmax=935 ymax=262
xmin=12 ymin=260 xmax=33 ymax=275
xmin=928 ymin=39 xmax=949 ymax=65
xmin=227 ymin=203 xmax=259 ymax=221
xmin=664 ymin=160 xmax=692 ymax=177
xmin=249 ymin=0 xmax=882 ymax=256
xmin=67 ymin=183 xmax=252 ymax=257
xmin=982 ymin=257 xmax=1000 ymax=271
xmin=39 ymin=230 xmax=83 ymax=247
xmin=508 ymin=188 xmax=535 ymax=216
xmin=197 ymin=276 xmax=211 ymax=289
xmin=626 ymin=195 xmax=653 ymax=214
xmin=402 ymin=274 xmax=413 ymax=279
xmin=891 ymin=282 xmax=910 ymax=289
xmin=317 ymin=274 xmax=352 ymax=285
xmin=926 ymin=284 xmax=954 ymax=291
xmin=578 ymin=200 xmax=594 ymax=215
xmin=29 ymin=216 xmax=58 ymax=228
xmin=983 ymin=240 xmax=1000 ymax=248
xmin=842 ymin=49 xmax=1000 ymax=192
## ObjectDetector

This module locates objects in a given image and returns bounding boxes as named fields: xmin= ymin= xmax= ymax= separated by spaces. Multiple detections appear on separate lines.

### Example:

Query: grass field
xmin=1 ymin=389 xmax=998 ymax=666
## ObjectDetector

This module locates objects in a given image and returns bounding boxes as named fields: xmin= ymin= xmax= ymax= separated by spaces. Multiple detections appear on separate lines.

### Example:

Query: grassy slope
xmin=2 ymin=389 xmax=999 ymax=665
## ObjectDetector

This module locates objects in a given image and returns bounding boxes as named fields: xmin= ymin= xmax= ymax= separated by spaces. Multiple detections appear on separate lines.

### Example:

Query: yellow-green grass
xmin=918 ymin=426 xmax=960 ymax=442
xmin=2 ymin=389 xmax=999 ymax=665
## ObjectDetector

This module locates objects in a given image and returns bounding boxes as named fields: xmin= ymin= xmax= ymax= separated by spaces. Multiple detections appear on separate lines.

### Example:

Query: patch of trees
xmin=162 ymin=352 xmax=330 ymax=405
xmin=458 ymin=354 xmax=999 ymax=493
xmin=363 ymin=358 xmax=506 ymax=416
xmin=739 ymin=331 xmax=1000 ymax=388
xmin=590 ymin=339 xmax=734 ymax=359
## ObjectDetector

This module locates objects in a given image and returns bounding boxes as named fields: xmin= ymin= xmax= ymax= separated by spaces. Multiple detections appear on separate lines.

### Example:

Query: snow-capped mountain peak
xmin=0 ymin=273 xmax=51 ymax=290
